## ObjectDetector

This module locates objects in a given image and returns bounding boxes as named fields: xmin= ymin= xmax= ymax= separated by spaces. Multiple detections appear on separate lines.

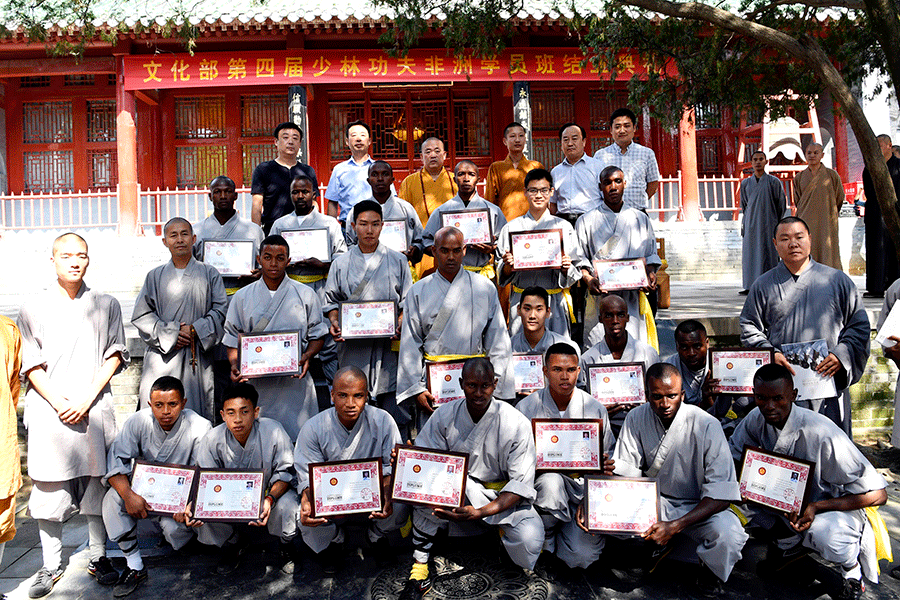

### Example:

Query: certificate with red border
xmin=391 ymin=445 xmax=469 ymax=509
xmin=238 ymin=331 xmax=300 ymax=378
xmin=309 ymin=458 xmax=383 ymax=517
xmin=426 ymin=361 xmax=465 ymax=406
xmin=586 ymin=362 xmax=645 ymax=406
xmin=203 ymin=239 xmax=255 ymax=276
xmin=710 ymin=348 xmax=774 ymax=394
xmin=739 ymin=446 xmax=815 ymax=515
xmin=584 ymin=475 xmax=659 ymax=534
xmin=282 ymin=228 xmax=332 ymax=263
xmin=533 ymin=419 xmax=603 ymax=471
xmin=339 ymin=300 xmax=397 ymax=339
xmin=192 ymin=469 xmax=266 ymax=523
xmin=130 ymin=461 xmax=198 ymax=517
xmin=592 ymin=258 xmax=648 ymax=290
xmin=441 ymin=209 xmax=492 ymax=245
xmin=510 ymin=229 xmax=563 ymax=271
xmin=380 ymin=220 xmax=409 ymax=253
xmin=513 ymin=353 xmax=544 ymax=394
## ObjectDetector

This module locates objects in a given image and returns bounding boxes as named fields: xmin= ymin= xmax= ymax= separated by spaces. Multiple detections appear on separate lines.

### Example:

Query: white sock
xmin=124 ymin=548 xmax=144 ymax=571
xmin=87 ymin=515 xmax=106 ymax=562
xmin=412 ymin=549 xmax=429 ymax=564
xmin=843 ymin=562 xmax=862 ymax=580
xmin=38 ymin=520 xmax=63 ymax=571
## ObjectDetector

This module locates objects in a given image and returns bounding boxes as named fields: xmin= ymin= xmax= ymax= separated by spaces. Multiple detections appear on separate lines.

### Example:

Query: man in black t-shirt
xmin=251 ymin=122 xmax=318 ymax=234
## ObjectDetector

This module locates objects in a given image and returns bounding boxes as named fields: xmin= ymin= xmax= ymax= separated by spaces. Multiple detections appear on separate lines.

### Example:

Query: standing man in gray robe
xmin=401 ymin=358 xmax=543 ymax=600
xmin=607 ymin=363 xmax=748 ymax=595
xmin=740 ymin=151 xmax=788 ymax=294
xmin=730 ymin=364 xmax=887 ymax=600
xmin=225 ymin=235 xmax=328 ymax=441
xmin=323 ymin=200 xmax=413 ymax=432
xmin=133 ymin=218 xmax=227 ymax=420
xmin=397 ymin=227 xmax=515 ymax=423
xmin=876 ymin=278 xmax=900 ymax=447
xmin=509 ymin=287 xmax=579 ymax=357
xmin=17 ymin=233 xmax=128 ymax=597
xmin=102 ymin=376 xmax=211 ymax=596
xmin=296 ymin=367 xmax=405 ymax=573
xmin=740 ymin=216 xmax=870 ymax=436
xmin=517 ymin=344 xmax=614 ymax=570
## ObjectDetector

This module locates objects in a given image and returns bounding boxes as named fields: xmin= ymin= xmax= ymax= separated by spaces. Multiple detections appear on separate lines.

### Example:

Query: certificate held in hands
xmin=339 ymin=300 xmax=397 ymax=339
xmin=380 ymin=220 xmax=409 ymax=253
xmin=583 ymin=476 xmax=659 ymax=534
xmin=130 ymin=461 xmax=198 ymax=516
xmin=308 ymin=458 xmax=384 ymax=517
xmin=391 ymin=445 xmax=468 ymax=509
xmin=586 ymin=363 xmax=645 ymax=406
xmin=591 ymin=258 xmax=648 ymax=291
xmin=710 ymin=348 xmax=774 ymax=394
xmin=281 ymin=228 xmax=332 ymax=263
xmin=533 ymin=419 xmax=603 ymax=471
xmin=510 ymin=229 xmax=563 ymax=271
xmin=192 ymin=469 xmax=266 ymax=523
xmin=739 ymin=446 xmax=814 ymax=515
xmin=513 ymin=354 xmax=544 ymax=394
xmin=441 ymin=209 xmax=493 ymax=245
xmin=426 ymin=361 xmax=466 ymax=406
xmin=238 ymin=331 xmax=300 ymax=378
xmin=203 ymin=240 xmax=255 ymax=276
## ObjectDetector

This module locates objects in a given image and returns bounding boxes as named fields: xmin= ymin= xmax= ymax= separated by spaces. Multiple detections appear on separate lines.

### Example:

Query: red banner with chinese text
xmin=123 ymin=48 xmax=651 ymax=90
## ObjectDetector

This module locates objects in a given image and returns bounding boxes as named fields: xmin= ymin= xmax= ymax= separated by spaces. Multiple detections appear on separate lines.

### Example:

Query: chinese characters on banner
xmin=124 ymin=48 xmax=649 ymax=90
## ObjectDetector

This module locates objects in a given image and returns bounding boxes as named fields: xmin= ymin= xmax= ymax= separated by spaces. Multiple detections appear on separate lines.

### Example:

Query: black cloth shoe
xmin=757 ymin=543 xmax=811 ymax=579
xmin=368 ymin=535 xmax=394 ymax=568
xmin=88 ymin=556 xmax=119 ymax=585
xmin=739 ymin=289 xmax=750 ymax=296
xmin=320 ymin=542 xmax=343 ymax=576
xmin=113 ymin=567 xmax=148 ymax=598
xmin=834 ymin=577 xmax=864 ymax=600
xmin=279 ymin=541 xmax=297 ymax=575
xmin=398 ymin=576 xmax=432 ymax=600
xmin=696 ymin=565 xmax=724 ymax=598
xmin=216 ymin=543 xmax=244 ymax=576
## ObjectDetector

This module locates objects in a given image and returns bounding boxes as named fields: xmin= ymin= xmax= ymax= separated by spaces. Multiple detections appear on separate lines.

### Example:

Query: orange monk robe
xmin=793 ymin=165 xmax=845 ymax=271
xmin=0 ymin=316 xmax=21 ymax=544
xmin=484 ymin=155 xmax=544 ymax=222
xmin=398 ymin=168 xmax=457 ymax=278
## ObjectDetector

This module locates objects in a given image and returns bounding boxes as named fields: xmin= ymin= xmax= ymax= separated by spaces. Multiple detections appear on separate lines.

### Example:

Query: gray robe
xmin=397 ymin=270 xmax=515 ymax=403
xmin=224 ymin=277 xmax=329 ymax=441
xmin=322 ymin=243 xmax=412 ymax=396
xmin=132 ymin=258 xmax=227 ymax=420
xmin=422 ymin=194 xmax=507 ymax=269
xmin=740 ymin=260 xmax=870 ymax=434
xmin=579 ymin=332 xmax=659 ymax=389
xmin=510 ymin=329 xmax=579 ymax=359
xmin=18 ymin=284 xmax=128 ymax=482
xmin=270 ymin=209 xmax=347 ymax=299
xmin=192 ymin=212 xmax=265 ymax=294
xmin=345 ymin=194 xmax=425 ymax=257
xmin=877 ymin=279 xmax=900 ymax=446
xmin=497 ymin=211 xmax=585 ymax=337
xmin=740 ymin=173 xmax=788 ymax=290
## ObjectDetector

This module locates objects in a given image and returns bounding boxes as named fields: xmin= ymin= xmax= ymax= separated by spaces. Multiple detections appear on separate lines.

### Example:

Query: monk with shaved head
xmin=792 ymin=142 xmax=845 ymax=269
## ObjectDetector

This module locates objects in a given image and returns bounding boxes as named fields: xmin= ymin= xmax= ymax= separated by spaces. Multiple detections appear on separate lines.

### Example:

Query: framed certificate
xmin=591 ymin=258 xmax=649 ymax=290
xmin=308 ymin=458 xmax=384 ymax=518
xmin=441 ymin=209 xmax=493 ymax=245
xmin=281 ymin=228 xmax=332 ymax=263
xmin=739 ymin=446 xmax=815 ymax=516
xmin=781 ymin=340 xmax=838 ymax=401
xmin=510 ymin=229 xmax=563 ymax=271
xmin=390 ymin=445 xmax=468 ymax=509
xmin=339 ymin=300 xmax=397 ymax=339
xmin=426 ymin=361 xmax=466 ymax=406
xmin=583 ymin=475 xmax=659 ymax=534
xmin=130 ymin=461 xmax=198 ymax=517
xmin=710 ymin=348 xmax=774 ymax=394
xmin=380 ymin=219 xmax=409 ymax=253
xmin=586 ymin=362 xmax=645 ymax=406
xmin=532 ymin=418 xmax=603 ymax=471
xmin=238 ymin=331 xmax=300 ymax=378
xmin=203 ymin=239 xmax=255 ymax=276
xmin=192 ymin=469 xmax=266 ymax=523
xmin=513 ymin=353 xmax=545 ymax=394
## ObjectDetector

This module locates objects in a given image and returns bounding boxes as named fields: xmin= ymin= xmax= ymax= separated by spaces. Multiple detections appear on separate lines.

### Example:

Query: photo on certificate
xmin=281 ymin=228 xmax=332 ymax=263
xmin=379 ymin=220 xmax=409 ymax=253
xmin=591 ymin=258 xmax=649 ymax=291
xmin=339 ymin=300 xmax=397 ymax=339
xmin=586 ymin=362 xmax=645 ymax=406
xmin=191 ymin=469 xmax=266 ymax=523
xmin=238 ymin=331 xmax=300 ymax=378
xmin=308 ymin=457 xmax=384 ymax=518
xmin=390 ymin=445 xmax=469 ymax=509
xmin=709 ymin=348 xmax=774 ymax=395
xmin=202 ymin=239 xmax=255 ymax=277
xmin=739 ymin=446 xmax=815 ymax=516
xmin=583 ymin=475 xmax=659 ymax=534
xmin=441 ymin=209 xmax=493 ymax=245
xmin=130 ymin=460 xmax=198 ymax=517
xmin=532 ymin=418 xmax=603 ymax=471
xmin=781 ymin=339 xmax=838 ymax=402
xmin=509 ymin=229 xmax=563 ymax=271
xmin=513 ymin=353 xmax=545 ymax=394
xmin=426 ymin=361 xmax=466 ymax=406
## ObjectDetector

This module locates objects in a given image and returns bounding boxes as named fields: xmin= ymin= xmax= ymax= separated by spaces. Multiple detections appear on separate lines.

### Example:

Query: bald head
xmin=434 ymin=226 xmax=464 ymax=247
xmin=461 ymin=356 xmax=495 ymax=380
xmin=646 ymin=362 xmax=681 ymax=387
xmin=805 ymin=142 xmax=823 ymax=152
xmin=52 ymin=232 xmax=88 ymax=256
xmin=164 ymin=217 xmax=193 ymax=235
xmin=334 ymin=365 xmax=368 ymax=388
xmin=599 ymin=293 xmax=627 ymax=313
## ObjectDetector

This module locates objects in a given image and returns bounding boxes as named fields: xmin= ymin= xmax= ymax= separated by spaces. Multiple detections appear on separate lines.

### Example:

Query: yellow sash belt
xmin=513 ymin=285 xmax=575 ymax=323
xmin=639 ymin=291 xmax=659 ymax=352
xmin=288 ymin=274 xmax=324 ymax=284
xmin=225 ymin=287 xmax=241 ymax=296
xmin=424 ymin=353 xmax=485 ymax=363
xmin=463 ymin=263 xmax=496 ymax=280
xmin=483 ymin=480 xmax=508 ymax=492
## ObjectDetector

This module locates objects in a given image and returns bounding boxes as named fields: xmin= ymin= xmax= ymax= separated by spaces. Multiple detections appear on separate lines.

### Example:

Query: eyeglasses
xmin=525 ymin=187 xmax=553 ymax=196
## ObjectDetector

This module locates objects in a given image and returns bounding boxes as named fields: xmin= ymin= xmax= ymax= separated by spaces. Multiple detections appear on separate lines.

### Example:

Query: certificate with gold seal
xmin=710 ymin=348 xmax=774 ymax=394
xmin=739 ymin=446 xmax=815 ymax=515
xmin=192 ymin=469 xmax=265 ymax=523
xmin=130 ymin=461 xmax=198 ymax=517
xmin=513 ymin=353 xmax=544 ymax=394
xmin=426 ymin=361 xmax=466 ymax=406
xmin=202 ymin=239 xmax=255 ymax=276
xmin=591 ymin=258 xmax=648 ymax=290
xmin=308 ymin=458 xmax=384 ymax=517
xmin=510 ymin=229 xmax=563 ymax=271
xmin=390 ymin=445 xmax=469 ymax=509
xmin=441 ymin=209 xmax=492 ymax=245
xmin=339 ymin=300 xmax=397 ymax=339
xmin=586 ymin=362 xmax=645 ymax=406
xmin=281 ymin=228 xmax=332 ymax=263
xmin=532 ymin=419 xmax=603 ymax=471
xmin=584 ymin=476 xmax=659 ymax=534
xmin=238 ymin=331 xmax=300 ymax=378
xmin=380 ymin=219 xmax=409 ymax=253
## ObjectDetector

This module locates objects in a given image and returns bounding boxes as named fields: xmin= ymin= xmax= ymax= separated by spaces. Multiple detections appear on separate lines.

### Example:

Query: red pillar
xmin=679 ymin=107 xmax=702 ymax=221
xmin=115 ymin=55 xmax=139 ymax=236
xmin=833 ymin=112 xmax=850 ymax=182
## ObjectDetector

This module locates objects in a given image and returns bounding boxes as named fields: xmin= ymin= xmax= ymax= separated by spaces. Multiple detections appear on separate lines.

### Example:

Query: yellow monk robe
xmin=0 ymin=317 xmax=21 ymax=544
xmin=484 ymin=155 xmax=544 ymax=222
xmin=399 ymin=168 xmax=457 ymax=279
xmin=792 ymin=165 xmax=845 ymax=271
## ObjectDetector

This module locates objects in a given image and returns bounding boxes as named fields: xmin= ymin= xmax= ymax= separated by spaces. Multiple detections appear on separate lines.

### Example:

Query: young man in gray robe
xmin=323 ymin=200 xmax=413 ymax=432
xmin=17 ymin=233 xmax=128 ymax=597
xmin=101 ymin=376 xmax=212 ymax=596
xmin=575 ymin=166 xmax=661 ymax=348
xmin=740 ymin=151 xmax=788 ymax=293
xmin=224 ymin=235 xmax=328 ymax=441
xmin=516 ymin=344 xmax=614 ymax=570
xmin=608 ymin=362 xmax=748 ymax=595
xmin=498 ymin=168 xmax=584 ymax=337
xmin=740 ymin=216 xmax=870 ymax=436
xmin=397 ymin=227 xmax=515 ymax=423
xmin=191 ymin=383 xmax=300 ymax=575
xmin=401 ymin=358 xmax=543 ymax=600
xmin=730 ymin=364 xmax=887 ymax=600
xmin=296 ymin=367 xmax=405 ymax=572
xmin=133 ymin=218 xmax=227 ymax=420
xmin=509 ymin=287 xmax=579 ymax=357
